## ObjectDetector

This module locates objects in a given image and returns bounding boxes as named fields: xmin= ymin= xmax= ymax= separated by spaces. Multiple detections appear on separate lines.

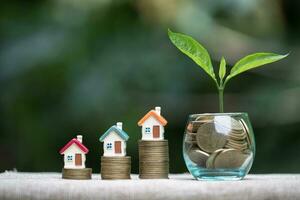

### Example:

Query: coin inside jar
xmin=214 ymin=116 xmax=244 ymax=132
xmin=206 ymin=149 xmax=224 ymax=169
xmin=188 ymin=147 xmax=209 ymax=167
xmin=196 ymin=122 xmax=228 ymax=153
xmin=213 ymin=149 xmax=249 ymax=169
xmin=239 ymin=118 xmax=252 ymax=146
xmin=185 ymin=131 xmax=197 ymax=144
xmin=225 ymin=139 xmax=248 ymax=150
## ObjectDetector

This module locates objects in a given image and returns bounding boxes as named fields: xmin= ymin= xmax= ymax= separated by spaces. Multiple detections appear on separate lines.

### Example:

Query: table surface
xmin=0 ymin=172 xmax=299 ymax=200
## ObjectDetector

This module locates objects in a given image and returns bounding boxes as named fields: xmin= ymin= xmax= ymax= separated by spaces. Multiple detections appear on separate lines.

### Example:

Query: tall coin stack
xmin=99 ymin=122 xmax=131 ymax=180
xmin=101 ymin=156 xmax=131 ymax=179
xmin=137 ymin=106 xmax=169 ymax=179
xmin=139 ymin=140 xmax=169 ymax=179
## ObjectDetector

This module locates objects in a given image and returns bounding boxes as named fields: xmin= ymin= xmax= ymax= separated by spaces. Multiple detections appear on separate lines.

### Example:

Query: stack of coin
xmin=62 ymin=168 xmax=92 ymax=180
xmin=221 ymin=118 xmax=249 ymax=151
xmin=139 ymin=140 xmax=169 ymax=179
xmin=185 ymin=115 xmax=251 ymax=169
xmin=101 ymin=156 xmax=131 ymax=179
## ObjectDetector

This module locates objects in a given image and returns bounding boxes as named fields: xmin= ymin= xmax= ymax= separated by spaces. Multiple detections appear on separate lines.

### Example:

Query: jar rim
xmin=189 ymin=112 xmax=248 ymax=118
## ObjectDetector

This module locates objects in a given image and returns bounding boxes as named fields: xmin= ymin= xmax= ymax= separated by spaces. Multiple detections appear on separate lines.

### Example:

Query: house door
xmin=75 ymin=154 xmax=82 ymax=166
xmin=153 ymin=126 xmax=160 ymax=138
xmin=114 ymin=141 xmax=121 ymax=154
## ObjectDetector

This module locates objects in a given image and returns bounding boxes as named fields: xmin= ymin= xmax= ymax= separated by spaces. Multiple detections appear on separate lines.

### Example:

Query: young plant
xmin=168 ymin=29 xmax=288 ymax=113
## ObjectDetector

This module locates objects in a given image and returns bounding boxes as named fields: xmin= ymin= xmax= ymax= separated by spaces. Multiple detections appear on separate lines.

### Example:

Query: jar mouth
xmin=189 ymin=112 xmax=248 ymax=118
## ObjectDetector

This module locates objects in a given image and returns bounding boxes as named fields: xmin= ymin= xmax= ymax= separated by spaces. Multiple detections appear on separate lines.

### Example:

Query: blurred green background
xmin=1 ymin=0 xmax=299 ymax=174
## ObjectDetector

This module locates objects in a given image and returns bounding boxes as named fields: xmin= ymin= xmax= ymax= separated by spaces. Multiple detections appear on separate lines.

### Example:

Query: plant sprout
xmin=168 ymin=29 xmax=288 ymax=113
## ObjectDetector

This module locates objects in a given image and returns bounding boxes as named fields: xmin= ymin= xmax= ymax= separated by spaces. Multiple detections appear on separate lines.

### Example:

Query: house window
xmin=106 ymin=143 xmax=112 ymax=150
xmin=67 ymin=155 xmax=73 ymax=161
xmin=145 ymin=127 xmax=151 ymax=133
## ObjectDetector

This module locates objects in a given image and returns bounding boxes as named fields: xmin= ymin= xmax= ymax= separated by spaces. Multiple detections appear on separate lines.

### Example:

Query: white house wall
xmin=103 ymin=131 xmax=126 ymax=157
xmin=63 ymin=144 xmax=86 ymax=169
xmin=141 ymin=116 xmax=164 ymax=140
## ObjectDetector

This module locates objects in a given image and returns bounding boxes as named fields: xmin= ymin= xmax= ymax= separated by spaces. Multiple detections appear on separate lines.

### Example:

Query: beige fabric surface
xmin=0 ymin=172 xmax=299 ymax=200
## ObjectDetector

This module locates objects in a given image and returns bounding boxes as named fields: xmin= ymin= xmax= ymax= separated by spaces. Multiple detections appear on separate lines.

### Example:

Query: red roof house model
xmin=59 ymin=138 xmax=89 ymax=154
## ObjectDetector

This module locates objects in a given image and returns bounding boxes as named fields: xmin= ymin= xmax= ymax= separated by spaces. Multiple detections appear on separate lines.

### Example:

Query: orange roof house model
xmin=138 ymin=106 xmax=168 ymax=140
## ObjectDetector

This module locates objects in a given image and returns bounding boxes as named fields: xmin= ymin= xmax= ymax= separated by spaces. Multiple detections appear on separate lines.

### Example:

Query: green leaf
xmin=226 ymin=52 xmax=288 ymax=82
xmin=219 ymin=56 xmax=226 ymax=82
xmin=168 ymin=29 xmax=216 ymax=82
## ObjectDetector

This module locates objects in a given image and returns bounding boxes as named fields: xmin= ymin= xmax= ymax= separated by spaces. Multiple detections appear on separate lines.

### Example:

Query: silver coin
xmin=213 ymin=149 xmax=249 ymax=169
xmin=188 ymin=147 xmax=209 ymax=167
xmin=196 ymin=122 xmax=228 ymax=153
xmin=206 ymin=149 xmax=224 ymax=169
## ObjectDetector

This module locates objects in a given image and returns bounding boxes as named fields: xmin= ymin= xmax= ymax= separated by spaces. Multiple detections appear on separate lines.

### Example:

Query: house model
xmin=138 ymin=106 xmax=168 ymax=140
xmin=59 ymin=135 xmax=89 ymax=169
xmin=99 ymin=122 xmax=129 ymax=157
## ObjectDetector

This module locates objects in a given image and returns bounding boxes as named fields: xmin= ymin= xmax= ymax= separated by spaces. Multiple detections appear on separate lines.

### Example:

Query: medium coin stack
xmin=139 ymin=140 xmax=169 ymax=179
xmin=185 ymin=116 xmax=252 ymax=169
xmin=101 ymin=156 xmax=131 ymax=179
xmin=62 ymin=168 xmax=92 ymax=180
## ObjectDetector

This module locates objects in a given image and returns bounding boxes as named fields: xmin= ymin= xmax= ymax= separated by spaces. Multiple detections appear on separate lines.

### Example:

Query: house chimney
xmin=155 ymin=106 xmax=161 ymax=115
xmin=116 ymin=122 xmax=123 ymax=130
xmin=77 ymin=135 xmax=83 ymax=143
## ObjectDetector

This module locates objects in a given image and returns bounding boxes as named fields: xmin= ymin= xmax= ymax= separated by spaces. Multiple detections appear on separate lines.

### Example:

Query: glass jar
xmin=183 ymin=113 xmax=255 ymax=181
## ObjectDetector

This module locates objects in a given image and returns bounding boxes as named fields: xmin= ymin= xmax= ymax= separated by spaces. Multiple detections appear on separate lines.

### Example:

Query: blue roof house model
xmin=99 ymin=122 xmax=129 ymax=157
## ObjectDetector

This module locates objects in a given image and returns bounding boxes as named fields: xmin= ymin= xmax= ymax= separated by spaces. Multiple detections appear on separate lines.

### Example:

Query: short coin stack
xmin=139 ymin=140 xmax=169 ymax=179
xmin=185 ymin=115 xmax=252 ymax=169
xmin=62 ymin=168 xmax=92 ymax=180
xmin=101 ymin=156 xmax=131 ymax=179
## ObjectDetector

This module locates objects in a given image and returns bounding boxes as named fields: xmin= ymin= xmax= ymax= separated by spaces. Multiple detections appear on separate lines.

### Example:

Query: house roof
xmin=138 ymin=110 xmax=168 ymax=126
xmin=99 ymin=125 xmax=129 ymax=142
xmin=59 ymin=138 xmax=89 ymax=154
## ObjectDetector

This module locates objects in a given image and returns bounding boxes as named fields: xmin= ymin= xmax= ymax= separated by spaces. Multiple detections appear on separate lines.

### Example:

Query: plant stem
xmin=218 ymin=87 xmax=224 ymax=113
